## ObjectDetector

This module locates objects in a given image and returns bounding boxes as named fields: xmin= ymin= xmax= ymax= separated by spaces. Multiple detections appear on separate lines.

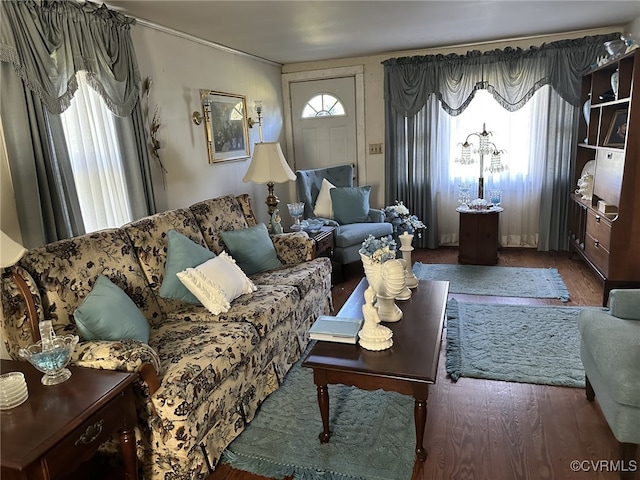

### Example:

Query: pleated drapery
xmin=0 ymin=0 xmax=140 ymax=117
xmin=383 ymin=34 xmax=617 ymax=117
xmin=383 ymin=33 xmax=617 ymax=250
xmin=0 ymin=0 xmax=155 ymax=248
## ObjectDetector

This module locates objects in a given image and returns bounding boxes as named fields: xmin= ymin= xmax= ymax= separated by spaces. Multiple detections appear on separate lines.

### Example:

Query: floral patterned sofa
xmin=0 ymin=193 xmax=332 ymax=480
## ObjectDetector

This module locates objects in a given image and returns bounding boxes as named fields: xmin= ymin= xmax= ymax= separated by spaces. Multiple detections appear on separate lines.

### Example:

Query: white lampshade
xmin=1 ymin=230 xmax=27 ymax=268
xmin=242 ymin=142 xmax=296 ymax=184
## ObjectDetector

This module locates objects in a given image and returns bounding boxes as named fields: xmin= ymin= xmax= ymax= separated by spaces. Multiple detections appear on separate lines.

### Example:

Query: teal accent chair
xmin=295 ymin=164 xmax=393 ymax=267
xmin=577 ymin=289 xmax=640 ymax=479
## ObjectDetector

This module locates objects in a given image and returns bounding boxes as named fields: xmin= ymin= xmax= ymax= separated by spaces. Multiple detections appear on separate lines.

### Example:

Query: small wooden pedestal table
xmin=1 ymin=360 xmax=139 ymax=480
xmin=302 ymin=278 xmax=449 ymax=461
xmin=456 ymin=205 xmax=503 ymax=265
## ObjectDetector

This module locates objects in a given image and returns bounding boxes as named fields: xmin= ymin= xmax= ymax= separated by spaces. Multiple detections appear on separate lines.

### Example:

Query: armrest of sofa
xmin=271 ymin=232 xmax=314 ymax=263
xmin=367 ymin=208 xmax=385 ymax=223
xmin=609 ymin=289 xmax=640 ymax=320
xmin=72 ymin=339 xmax=162 ymax=377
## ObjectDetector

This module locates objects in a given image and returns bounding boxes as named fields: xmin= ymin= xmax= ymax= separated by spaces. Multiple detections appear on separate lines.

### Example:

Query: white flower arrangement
xmin=359 ymin=235 xmax=397 ymax=263
xmin=383 ymin=201 xmax=426 ymax=234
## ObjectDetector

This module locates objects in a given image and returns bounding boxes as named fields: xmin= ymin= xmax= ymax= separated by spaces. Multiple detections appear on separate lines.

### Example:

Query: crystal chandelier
xmin=455 ymin=123 xmax=508 ymax=199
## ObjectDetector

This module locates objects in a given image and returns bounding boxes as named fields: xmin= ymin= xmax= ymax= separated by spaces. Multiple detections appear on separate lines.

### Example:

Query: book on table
xmin=309 ymin=315 xmax=364 ymax=344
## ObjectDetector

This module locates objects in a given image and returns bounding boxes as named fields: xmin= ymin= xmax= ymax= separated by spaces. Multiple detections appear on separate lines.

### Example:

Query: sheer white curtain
xmin=59 ymin=71 xmax=133 ymax=232
xmin=435 ymin=88 xmax=550 ymax=247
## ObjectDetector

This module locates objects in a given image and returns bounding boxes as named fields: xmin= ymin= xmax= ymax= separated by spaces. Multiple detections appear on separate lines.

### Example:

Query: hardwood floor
xmin=213 ymin=248 xmax=638 ymax=480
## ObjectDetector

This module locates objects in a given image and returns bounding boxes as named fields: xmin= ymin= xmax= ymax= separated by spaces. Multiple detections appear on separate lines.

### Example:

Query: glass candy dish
xmin=304 ymin=219 xmax=324 ymax=233
xmin=287 ymin=202 xmax=305 ymax=230
xmin=19 ymin=335 xmax=79 ymax=385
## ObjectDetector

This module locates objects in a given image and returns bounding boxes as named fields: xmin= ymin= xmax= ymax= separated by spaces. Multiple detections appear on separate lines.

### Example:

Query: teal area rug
xmin=413 ymin=263 xmax=570 ymax=301
xmin=445 ymin=299 xmax=605 ymax=387
xmin=221 ymin=347 xmax=415 ymax=480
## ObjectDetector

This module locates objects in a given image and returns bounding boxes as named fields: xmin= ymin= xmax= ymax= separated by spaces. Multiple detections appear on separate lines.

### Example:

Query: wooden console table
xmin=1 ymin=360 xmax=138 ymax=480
xmin=457 ymin=206 xmax=503 ymax=265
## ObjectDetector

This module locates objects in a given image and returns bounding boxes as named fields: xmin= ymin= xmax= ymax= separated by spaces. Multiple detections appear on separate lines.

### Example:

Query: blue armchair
xmin=577 ymin=289 xmax=640 ymax=479
xmin=295 ymin=164 xmax=392 ymax=267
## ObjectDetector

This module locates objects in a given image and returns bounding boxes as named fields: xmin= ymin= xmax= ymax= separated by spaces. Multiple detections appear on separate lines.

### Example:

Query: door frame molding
xmin=282 ymin=65 xmax=365 ymax=184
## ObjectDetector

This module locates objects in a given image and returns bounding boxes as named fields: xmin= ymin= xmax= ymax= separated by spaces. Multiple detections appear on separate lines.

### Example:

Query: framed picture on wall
xmin=603 ymin=109 xmax=628 ymax=148
xmin=200 ymin=90 xmax=250 ymax=163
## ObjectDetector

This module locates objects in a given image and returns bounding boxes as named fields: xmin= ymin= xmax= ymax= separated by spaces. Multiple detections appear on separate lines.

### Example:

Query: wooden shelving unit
xmin=568 ymin=49 xmax=640 ymax=305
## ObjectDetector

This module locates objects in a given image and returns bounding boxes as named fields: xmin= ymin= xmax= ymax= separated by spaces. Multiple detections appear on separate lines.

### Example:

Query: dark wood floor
xmin=211 ymin=247 xmax=639 ymax=480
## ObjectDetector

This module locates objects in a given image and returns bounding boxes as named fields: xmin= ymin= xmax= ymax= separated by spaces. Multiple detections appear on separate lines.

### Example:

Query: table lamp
xmin=242 ymin=142 xmax=296 ymax=216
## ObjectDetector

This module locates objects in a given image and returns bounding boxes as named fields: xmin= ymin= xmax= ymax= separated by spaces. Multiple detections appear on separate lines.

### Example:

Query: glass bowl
xmin=19 ymin=335 xmax=79 ymax=385
xmin=304 ymin=219 xmax=324 ymax=233
xmin=604 ymin=40 xmax=626 ymax=59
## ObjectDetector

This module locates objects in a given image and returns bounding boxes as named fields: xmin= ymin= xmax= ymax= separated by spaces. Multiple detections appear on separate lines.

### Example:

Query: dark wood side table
xmin=457 ymin=206 xmax=503 ymax=265
xmin=307 ymin=226 xmax=335 ymax=260
xmin=1 ymin=360 xmax=139 ymax=480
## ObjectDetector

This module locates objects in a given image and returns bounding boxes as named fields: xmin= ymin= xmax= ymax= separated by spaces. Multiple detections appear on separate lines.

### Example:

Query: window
xmin=301 ymin=93 xmax=346 ymax=118
xmin=448 ymin=89 xmax=539 ymax=179
xmin=58 ymin=71 xmax=133 ymax=233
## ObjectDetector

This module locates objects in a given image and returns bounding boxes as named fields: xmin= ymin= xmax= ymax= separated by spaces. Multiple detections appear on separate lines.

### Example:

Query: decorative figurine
xmin=269 ymin=209 xmax=283 ymax=234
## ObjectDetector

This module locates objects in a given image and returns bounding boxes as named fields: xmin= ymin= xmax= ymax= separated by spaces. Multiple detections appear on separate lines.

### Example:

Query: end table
xmin=456 ymin=206 xmax=503 ymax=265
xmin=1 ymin=360 xmax=139 ymax=480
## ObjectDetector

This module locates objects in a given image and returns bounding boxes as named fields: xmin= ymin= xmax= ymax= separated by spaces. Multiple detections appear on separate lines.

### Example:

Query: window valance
xmin=383 ymin=34 xmax=618 ymax=117
xmin=0 ymin=0 xmax=140 ymax=117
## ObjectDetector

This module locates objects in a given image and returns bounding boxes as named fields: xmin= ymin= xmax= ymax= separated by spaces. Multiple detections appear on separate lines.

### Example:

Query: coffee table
xmin=302 ymin=278 xmax=449 ymax=461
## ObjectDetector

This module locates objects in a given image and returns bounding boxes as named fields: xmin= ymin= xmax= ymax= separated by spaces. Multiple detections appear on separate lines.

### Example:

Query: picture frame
xmin=200 ymin=90 xmax=250 ymax=163
xmin=603 ymin=109 xmax=628 ymax=148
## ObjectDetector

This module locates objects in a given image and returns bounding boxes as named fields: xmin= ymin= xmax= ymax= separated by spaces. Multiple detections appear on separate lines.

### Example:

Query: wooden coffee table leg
xmin=120 ymin=427 xmax=139 ymax=479
xmin=317 ymin=383 xmax=331 ymax=443
xmin=414 ymin=398 xmax=428 ymax=461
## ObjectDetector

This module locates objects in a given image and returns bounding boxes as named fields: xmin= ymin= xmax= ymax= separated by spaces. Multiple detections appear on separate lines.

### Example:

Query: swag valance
xmin=383 ymin=33 xmax=618 ymax=117
xmin=0 ymin=0 xmax=140 ymax=116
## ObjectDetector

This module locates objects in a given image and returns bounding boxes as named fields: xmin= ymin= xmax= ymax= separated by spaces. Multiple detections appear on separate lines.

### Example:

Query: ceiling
xmin=105 ymin=1 xmax=640 ymax=64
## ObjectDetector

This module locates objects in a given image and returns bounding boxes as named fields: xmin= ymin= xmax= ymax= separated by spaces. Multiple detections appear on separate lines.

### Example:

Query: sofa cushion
xmin=177 ymin=252 xmax=256 ymax=315
xmin=123 ymin=208 xmax=207 ymax=316
xmin=220 ymin=224 xmax=282 ymax=275
xmin=189 ymin=195 xmax=250 ymax=254
xmin=334 ymin=222 xmax=394 ymax=249
xmin=15 ymin=229 xmax=163 ymax=334
xmin=74 ymin=275 xmax=150 ymax=343
xmin=160 ymin=230 xmax=216 ymax=304
xmin=330 ymin=186 xmax=371 ymax=224
xmin=250 ymin=258 xmax=332 ymax=298
xmin=313 ymin=178 xmax=335 ymax=219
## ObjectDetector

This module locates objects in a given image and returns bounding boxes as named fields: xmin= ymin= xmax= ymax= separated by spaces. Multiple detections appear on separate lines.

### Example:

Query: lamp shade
xmin=1 ymin=230 xmax=27 ymax=268
xmin=242 ymin=142 xmax=296 ymax=184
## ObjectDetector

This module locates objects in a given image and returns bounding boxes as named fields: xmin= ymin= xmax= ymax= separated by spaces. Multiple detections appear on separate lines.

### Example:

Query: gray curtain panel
xmin=0 ymin=0 xmax=155 ymax=247
xmin=383 ymin=33 xmax=617 ymax=251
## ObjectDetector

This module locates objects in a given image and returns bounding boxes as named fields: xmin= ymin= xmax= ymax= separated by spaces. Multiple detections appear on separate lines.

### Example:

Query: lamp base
xmin=266 ymin=182 xmax=279 ymax=215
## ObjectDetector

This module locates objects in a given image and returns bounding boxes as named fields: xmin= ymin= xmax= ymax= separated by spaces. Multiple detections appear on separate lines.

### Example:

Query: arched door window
xmin=301 ymin=93 xmax=346 ymax=118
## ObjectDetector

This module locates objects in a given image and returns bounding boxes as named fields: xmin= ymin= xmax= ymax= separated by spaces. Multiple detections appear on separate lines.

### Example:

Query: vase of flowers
xmin=384 ymin=201 xmax=425 ymax=290
xmin=359 ymin=235 xmax=405 ymax=323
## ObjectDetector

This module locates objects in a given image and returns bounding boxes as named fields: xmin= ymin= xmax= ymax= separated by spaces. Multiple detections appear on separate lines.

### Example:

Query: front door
xmin=290 ymin=77 xmax=357 ymax=174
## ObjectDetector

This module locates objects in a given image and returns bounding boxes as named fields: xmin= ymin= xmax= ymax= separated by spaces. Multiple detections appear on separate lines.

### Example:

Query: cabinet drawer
xmin=585 ymin=233 xmax=610 ymax=277
xmin=42 ymin=391 xmax=131 ymax=478
xmin=586 ymin=210 xmax=612 ymax=252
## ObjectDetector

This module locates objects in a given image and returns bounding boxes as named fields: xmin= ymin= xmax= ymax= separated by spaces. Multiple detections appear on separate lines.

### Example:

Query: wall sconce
xmin=247 ymin=101 xmax=264 ymax=141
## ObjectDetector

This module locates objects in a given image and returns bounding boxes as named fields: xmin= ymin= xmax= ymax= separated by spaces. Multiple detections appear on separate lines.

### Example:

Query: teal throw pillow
xmin=74 ymin=275 xmax=150 ymax=343
xmin=159 ymin=230 xmax=216 ymax=303
xmin=220 ymin=224 xmax=282 ymax=275
xmin=330 ymin=185 xmax=371 ymax=224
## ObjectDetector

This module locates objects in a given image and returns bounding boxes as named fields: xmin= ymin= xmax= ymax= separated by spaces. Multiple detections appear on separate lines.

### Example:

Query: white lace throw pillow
xmin=313 ymin=178 xmax=336 ymax=219
xmin=177 ymin=252 xmax=257 ymax=315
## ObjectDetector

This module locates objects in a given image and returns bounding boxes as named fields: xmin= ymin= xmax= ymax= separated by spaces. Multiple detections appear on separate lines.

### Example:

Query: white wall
xmin=282 ymin=26 xmax=627 ymax=209
xmin=130 ymin=23 xmax=288 ymax=224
